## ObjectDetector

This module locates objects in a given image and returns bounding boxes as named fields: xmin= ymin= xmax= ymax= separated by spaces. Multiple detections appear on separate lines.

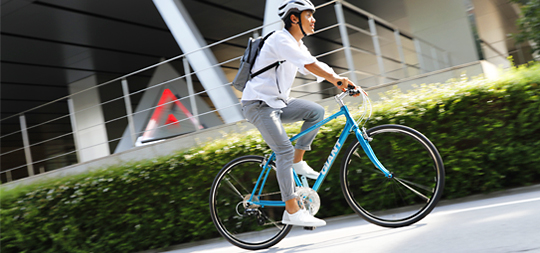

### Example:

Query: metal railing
xmin=0 ymin=0 xmax=452 ymax=183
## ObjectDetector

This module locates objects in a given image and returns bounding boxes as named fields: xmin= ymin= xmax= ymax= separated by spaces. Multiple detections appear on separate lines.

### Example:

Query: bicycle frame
xmin=249 ymin=93 xmax=392 ymax=208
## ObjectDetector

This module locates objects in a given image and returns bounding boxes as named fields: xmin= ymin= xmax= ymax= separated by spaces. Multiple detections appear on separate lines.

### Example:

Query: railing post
xmin=183 ymin=57 xmax=199 ymax=129
xmin=19 ymin=115 xmax=34 ymax=176
xmin=6 ymin=170 xmax=12 ymax=182
xmin=334 ymin=1 xmax=358 ymax=85
xmin=121 ymin=78 xmax=137 ymax=146
xmin=443 ymin=52 xmax=451 ymax=68
xmin=414 ymin=39 xmax=426 ymax=74
xmin=431 ymin=46 xmax=439 ymax=70
xmin=67 ymin=98 xmax=81 ymax=163
xmin=368 ymin=17 xmax=386 ymax=82
xmin=394 ymin=30 xmax=407 ymax=78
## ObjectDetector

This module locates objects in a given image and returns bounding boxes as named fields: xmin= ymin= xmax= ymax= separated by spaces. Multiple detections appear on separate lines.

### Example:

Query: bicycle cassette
xmin=295 ymin=187 xmax=320 ymax=215
xmin=243 ymin=194 xmax=260 ymax=209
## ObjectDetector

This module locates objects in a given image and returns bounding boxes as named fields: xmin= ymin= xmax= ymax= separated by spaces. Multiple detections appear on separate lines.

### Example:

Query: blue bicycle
xmin=209 ymin=87 xmax=445 ymax=250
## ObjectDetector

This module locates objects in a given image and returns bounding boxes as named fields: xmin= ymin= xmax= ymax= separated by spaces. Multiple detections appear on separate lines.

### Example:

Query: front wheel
xmin=209 ymin=155 xmax=291 ymax=250
xmin=340 ymin=124 xmax=445 ymax=228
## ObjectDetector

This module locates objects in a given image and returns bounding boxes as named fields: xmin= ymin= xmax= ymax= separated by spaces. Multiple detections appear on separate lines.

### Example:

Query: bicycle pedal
xmin=303 ymin=226 xmax=316 ymax=230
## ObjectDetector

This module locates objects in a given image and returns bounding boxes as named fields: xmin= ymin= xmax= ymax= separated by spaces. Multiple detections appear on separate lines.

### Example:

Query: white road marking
xmin=433 ymin=197 xmax=540 ymax=216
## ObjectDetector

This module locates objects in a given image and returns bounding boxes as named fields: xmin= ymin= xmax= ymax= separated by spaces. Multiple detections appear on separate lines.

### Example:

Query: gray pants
xmin=242 ymin=99 xmax=325 ymax=201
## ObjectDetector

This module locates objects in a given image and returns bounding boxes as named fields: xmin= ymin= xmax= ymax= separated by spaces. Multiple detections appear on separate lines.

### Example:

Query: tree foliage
xmin=511 ymin=0 xmax=540 ymax=56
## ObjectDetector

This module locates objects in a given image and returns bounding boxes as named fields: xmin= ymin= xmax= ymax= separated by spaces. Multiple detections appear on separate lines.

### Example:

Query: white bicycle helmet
xmin=278 ymin=0 xmax=316 ymax=20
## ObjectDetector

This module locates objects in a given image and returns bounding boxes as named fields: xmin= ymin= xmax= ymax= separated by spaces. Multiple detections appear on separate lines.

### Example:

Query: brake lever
xmin=337 ymin=81 xmax=360 ymax=96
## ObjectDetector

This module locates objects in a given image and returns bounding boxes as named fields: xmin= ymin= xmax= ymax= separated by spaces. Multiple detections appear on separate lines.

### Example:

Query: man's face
xmin=301 ymin=10 xmax=316 ymax=35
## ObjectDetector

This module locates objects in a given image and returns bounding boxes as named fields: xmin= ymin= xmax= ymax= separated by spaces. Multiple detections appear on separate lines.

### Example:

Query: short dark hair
xmin=284 ymin=12 xmax=300 ymax=30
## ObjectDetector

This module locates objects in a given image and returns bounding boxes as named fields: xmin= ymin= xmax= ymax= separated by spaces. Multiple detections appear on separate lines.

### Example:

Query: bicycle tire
xmin=209 ymin=155 xmax=292 ymax=250
xmin=340 ymin=124 xmax=445 ymax=228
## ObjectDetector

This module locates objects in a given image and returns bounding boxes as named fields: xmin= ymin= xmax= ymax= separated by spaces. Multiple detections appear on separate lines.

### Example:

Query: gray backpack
xmin=232 ymin=31 xmax=285 ymax=91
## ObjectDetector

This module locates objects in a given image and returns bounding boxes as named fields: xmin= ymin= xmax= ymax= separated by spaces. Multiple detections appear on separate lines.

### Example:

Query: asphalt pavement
xmin=152 ymin=184 xmax=540 ymax=253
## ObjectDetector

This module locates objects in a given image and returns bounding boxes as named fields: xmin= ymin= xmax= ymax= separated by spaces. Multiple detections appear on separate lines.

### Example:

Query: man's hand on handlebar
xmin=335 ymin=77 xmax=368 ymax=97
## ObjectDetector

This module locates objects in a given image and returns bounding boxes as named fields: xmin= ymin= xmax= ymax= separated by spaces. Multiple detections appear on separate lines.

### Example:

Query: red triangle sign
xmin=140 ymin=88 xmax=202 ymax=143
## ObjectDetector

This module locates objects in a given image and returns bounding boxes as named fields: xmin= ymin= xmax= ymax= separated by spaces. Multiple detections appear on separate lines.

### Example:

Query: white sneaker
xmin=292 ymin=161 xmax=320 ymax=179
xmin=282 ymin=209 xmax=326 ymax=227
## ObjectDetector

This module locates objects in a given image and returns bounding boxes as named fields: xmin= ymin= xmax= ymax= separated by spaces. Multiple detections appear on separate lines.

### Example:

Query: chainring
xmin=295 ymin=186 xmax=320 ymax=215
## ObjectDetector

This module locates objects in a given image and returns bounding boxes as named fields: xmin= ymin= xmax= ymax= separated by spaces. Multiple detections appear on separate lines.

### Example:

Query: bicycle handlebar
xmin=337 ymin=81 xmax=361 ymax=96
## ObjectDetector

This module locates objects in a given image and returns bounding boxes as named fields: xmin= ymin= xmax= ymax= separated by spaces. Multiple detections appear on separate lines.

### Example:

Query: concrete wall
xmin=471 ymin=0 xmax=521 ymax=67
xmin=403 ymin=0 xmax=479 ymax=67
xmin=2 ymin=61 xmax=495 ymax=190
xmin=349 ymin=0 xmax=479 ymax=67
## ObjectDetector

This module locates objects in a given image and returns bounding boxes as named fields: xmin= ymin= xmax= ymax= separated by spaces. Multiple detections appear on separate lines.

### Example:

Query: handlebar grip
xmin=348 ymin=89 xmax=361 ymax=96
xmin=337 ymin=81 xmax=359 ymax=95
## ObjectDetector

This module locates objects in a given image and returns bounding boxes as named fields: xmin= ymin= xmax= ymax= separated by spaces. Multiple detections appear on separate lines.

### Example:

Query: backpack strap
xmin=250 ymin=60 xmax=285 ymax=78
xmin=249 ymin=31 xmax=286 ymax=79
xmin=262 ymin=31 xmax=276 ymax=42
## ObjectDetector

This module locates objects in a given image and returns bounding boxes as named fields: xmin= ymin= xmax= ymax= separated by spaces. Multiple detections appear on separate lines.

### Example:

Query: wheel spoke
xmin=223 ymin=177 xmax=245 ymax=200
xmin=228 ymin=170 xmax=252 ymax=194
xmin=261 ymin=211 xmax=283 ymax=228
xmin=368 ymin=165 xmax=385 ymax=175
xmin=394 ymin=176 xmax=434 ymax=193
xmin=394 ymin=177 xmax=430 ymax=202
xmin=351 ymin=149 xmax=385 ymax=176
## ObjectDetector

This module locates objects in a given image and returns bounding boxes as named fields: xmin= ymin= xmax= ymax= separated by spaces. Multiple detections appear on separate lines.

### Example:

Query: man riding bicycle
xmin=241 ymin=0 xmax=366 ymax=227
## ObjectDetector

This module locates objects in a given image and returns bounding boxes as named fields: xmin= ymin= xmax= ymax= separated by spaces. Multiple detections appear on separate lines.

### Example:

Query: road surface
xmin=161 ymin=185 xmax=540 ymax=253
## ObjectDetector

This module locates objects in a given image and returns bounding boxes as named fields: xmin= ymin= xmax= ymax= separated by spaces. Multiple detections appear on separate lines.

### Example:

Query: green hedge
xmin=1 ymin=63 xmax=539 ymax=252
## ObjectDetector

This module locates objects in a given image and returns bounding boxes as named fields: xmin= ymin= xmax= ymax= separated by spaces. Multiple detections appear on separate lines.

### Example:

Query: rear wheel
xmin=209 ymin=155 xmax=291 ymax=250
xmin=340 ymin=124 xmax=445 ymax=228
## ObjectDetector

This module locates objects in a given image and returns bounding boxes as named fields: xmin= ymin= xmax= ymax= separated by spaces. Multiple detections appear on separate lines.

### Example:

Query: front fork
xmin=355 ymin=126 xmax=393 ymax=178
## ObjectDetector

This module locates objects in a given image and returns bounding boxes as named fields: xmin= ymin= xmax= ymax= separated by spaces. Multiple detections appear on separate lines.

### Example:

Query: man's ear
xmin=290 ymin=13 xmax=299 ymax=24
